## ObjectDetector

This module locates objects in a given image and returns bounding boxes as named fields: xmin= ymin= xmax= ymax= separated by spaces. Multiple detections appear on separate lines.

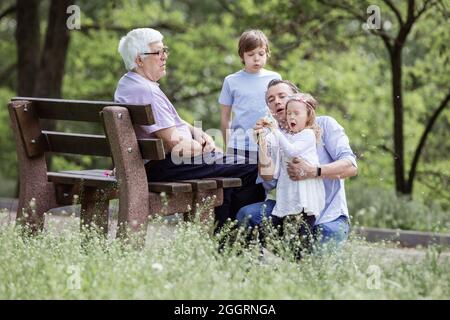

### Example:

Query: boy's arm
xmin=220 ymin=105 xmax=232 ymax=149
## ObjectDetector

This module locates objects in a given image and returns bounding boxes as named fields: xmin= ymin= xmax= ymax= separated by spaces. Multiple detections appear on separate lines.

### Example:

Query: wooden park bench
xmin=8 ymin=97 xmax=241 ymax=237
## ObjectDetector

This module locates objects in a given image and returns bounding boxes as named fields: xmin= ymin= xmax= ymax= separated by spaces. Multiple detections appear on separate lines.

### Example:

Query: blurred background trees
xmin=0 ymin=0 xmax=448 ymax=229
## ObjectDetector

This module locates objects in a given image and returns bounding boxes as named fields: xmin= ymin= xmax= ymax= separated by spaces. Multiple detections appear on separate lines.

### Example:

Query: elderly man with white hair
xmin=114 ymin=28 xmax=265 ymax=232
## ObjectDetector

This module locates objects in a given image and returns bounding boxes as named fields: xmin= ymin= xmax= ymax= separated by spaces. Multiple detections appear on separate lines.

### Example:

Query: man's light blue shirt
xmin=219 ymin=69 xmax=281 ymax=152
xmin=258 ymin=116 xmax=357 ymax=225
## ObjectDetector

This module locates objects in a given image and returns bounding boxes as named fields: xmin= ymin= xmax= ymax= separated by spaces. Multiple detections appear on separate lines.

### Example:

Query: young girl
xmin=256 ymin=94 xmax=325 ymax=227
xmin=219 ymin=29 xmax=281 ymax=162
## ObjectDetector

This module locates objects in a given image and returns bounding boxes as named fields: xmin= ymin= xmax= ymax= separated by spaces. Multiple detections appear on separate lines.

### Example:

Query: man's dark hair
xmin=265 ymin=79 xmax=300 ymax=104
xmin=267 ymin=79 xmax=300 ymax=94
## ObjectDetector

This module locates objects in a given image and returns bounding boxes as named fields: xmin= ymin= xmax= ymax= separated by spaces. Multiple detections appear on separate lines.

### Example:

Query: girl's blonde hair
xmin=285 ymin=93 xmax=321 ymax=143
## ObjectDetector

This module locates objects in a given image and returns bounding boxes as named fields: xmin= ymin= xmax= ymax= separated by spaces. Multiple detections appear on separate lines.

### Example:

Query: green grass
xmin=0 ymin=212 xmax=449 ymax=300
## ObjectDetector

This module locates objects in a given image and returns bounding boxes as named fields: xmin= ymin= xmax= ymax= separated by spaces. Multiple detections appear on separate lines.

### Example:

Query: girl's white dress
xmin=267 ymin=128 xmax=325 ymax=219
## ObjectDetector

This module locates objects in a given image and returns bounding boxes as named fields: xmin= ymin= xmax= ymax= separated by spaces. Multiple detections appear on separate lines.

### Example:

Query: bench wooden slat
xmin=41 ymin=131 xmax=165 ymax=160
xmin=44 ymin=131 xmax=111 ymax=157
xmin=138 ymin=138 xmax=166 ymax=160
xmin=48 ymin=171 xmax=117 ymax=188
xmin=68 ymin=169 xmax=111 ymax=176
xmin=12 ymin=97 xmax=155 ymax=125
xmin=48 ymin=170 xmax=193 ymax=193
xmin=209 ymin=177 xmax=242 ymax=188
xmin=148 ymin=182 xmax=192 ymax=193
xmin=177 ymin=179 xmax=217 ymax=191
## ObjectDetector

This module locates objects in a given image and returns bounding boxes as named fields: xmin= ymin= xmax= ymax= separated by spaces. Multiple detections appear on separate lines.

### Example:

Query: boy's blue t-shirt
xmin=219 ymin=69 xmax=281 ymax=152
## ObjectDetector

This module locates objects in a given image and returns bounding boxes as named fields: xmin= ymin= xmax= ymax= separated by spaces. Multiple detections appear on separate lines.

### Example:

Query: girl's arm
xmin=274 ymin=129 xmax=315 ymax=159
xmin=220 ymin=105 xmax=232 ymax=149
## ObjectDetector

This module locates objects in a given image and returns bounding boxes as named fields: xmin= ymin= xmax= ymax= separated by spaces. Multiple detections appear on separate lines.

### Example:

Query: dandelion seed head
xmin=151 ymin=262 xmax=163 ymax=272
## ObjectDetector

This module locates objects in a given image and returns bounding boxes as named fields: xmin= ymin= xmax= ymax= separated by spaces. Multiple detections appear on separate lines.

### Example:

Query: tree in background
xmin=317 ymin=0 xmax=449 ymax=196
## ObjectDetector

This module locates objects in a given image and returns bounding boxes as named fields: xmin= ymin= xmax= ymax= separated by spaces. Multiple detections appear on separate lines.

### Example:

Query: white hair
xmin=118 ymin=28 xmax=164 ymax=71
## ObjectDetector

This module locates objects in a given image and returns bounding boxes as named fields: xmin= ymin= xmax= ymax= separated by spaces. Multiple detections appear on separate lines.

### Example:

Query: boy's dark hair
xmin=238 ymin=29 xmax=270 ymax=63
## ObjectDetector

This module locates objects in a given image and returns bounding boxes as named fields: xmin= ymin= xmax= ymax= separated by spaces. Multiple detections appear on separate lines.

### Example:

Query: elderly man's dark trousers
xmin=145 ymin=152 xmax=265 ymax=232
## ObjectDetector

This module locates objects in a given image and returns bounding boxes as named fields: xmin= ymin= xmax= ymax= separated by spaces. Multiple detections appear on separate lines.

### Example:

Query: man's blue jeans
xmin=236 ymin=199 xmax=350 ymax=247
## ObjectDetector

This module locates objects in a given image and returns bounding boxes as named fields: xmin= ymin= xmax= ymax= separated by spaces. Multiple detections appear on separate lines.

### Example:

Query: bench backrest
xmin=9 ymin=97 xmax=165 ymax=160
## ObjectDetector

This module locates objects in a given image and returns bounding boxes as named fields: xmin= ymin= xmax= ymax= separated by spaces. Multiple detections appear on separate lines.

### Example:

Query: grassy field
xmin=0 ymin=211 xmax=449 ymax=300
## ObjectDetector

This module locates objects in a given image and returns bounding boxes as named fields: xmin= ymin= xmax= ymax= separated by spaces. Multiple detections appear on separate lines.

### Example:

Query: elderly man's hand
xmin=287 ymin=157 xmax=317 ymax=181
xmin=200 ymin=132 xmax=217 ymax=153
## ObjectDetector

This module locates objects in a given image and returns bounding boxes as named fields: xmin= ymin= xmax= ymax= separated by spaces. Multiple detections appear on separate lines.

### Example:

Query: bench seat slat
xmin=208 ymin=177 xmax=242 ymax=188
xmin=48 ymin=171 xmax=116 ymax=188
xmin=12 ymin=97 xmax=155 ymax=125
xmin=148 ymin=182 xmax=192 ymax=193
xmin=48 ymin=171 xmax=239 ymax=192
xmin=176 ymin=179 xmax=217 ymax=191
xmin=47 ymin=171 xmax=193 ymax=193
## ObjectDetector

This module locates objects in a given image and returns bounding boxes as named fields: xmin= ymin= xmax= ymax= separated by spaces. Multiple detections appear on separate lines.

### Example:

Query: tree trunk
xmin=34 ymin=0 xmax=72 ymax=98
xmin=390 ymin=48 xmax=409 ymax=195
xmin=16 ymin=0 xmax=40 ymax=96
xmin=406 ymin=89 xmax=450 ymax=194
xmin=14 ymin=0 xmax=41 ymax=198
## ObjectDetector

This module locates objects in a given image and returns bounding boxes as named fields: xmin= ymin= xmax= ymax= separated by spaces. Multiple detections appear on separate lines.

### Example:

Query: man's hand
xmin=287 ymin=157 xmax=317 ymax=181
xmin=195 ymin=131 xmax=217 ymax=153
xmin=253 ymin=127 xmax=266 ymax=145
xmin=254 ymin=119 xmax=265 ymax=131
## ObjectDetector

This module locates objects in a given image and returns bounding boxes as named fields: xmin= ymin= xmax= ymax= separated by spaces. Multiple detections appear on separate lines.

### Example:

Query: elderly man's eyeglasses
xmin=141 ymin=46 xmax=169 ymax=57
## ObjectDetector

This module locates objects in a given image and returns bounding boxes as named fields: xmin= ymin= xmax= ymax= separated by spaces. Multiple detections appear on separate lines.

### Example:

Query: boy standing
xmin=219 ymin=29 xmax=281 ymax=163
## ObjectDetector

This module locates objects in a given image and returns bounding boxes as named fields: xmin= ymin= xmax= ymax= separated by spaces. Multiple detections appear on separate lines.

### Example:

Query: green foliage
xmin=0 ymin=0 xmax=448 ymax=229
xmin=347 ymin=180 xmax=450 ymax=233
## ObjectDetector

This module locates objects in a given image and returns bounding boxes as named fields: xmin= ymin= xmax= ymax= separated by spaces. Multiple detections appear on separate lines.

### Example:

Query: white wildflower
xmin=152 ymin=263 xmax=163 ymax=272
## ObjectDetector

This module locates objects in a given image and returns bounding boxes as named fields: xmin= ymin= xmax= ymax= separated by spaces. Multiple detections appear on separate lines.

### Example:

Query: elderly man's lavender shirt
xmin=259 ymin=116 xmax=357 ymax=225
xmin=114 ymin=71 xmax=192 ymax=140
